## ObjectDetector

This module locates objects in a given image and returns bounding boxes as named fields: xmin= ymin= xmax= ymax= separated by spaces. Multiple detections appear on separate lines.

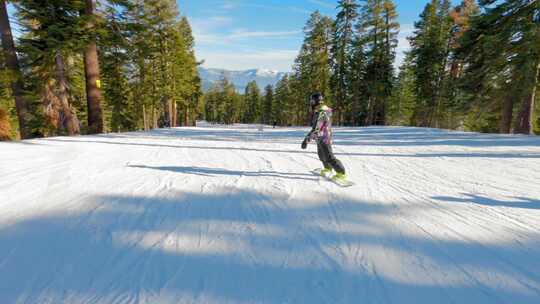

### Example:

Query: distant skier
xmin=301 ymin=92 xmax=347 ymax=182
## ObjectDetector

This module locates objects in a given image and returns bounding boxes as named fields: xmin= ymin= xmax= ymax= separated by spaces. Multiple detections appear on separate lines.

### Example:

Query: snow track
xmin=1 ymin=126 xmax=539 ymax=303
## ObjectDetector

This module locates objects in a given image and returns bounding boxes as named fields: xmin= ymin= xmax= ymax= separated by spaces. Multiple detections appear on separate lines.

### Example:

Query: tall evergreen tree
xmin=273 ymin=75 xmax=292 ymax=126
xmin=262 ymin=84 xmax=273 ymax=125
xmin=357 ymin=0 xmax=399 ymax=125
xmin=175 ymin=16 xmax=201 ymax=127
xmin=331 ymin=0 xmax=359 ymax=125
xmin=349 ymin=27 xmax=368 ymax=125
xmin=204 ymin=76 xmax=240 ymax=124
xmin=100 ymin=2 xmax=135 ymax=132
xmin=0 ymin=107 xmax=9 ymax=140
xmin=0 ymin=0 xmax=30 ymax=138
xmin=121 ymin=0 xmax=200 ymax=130
xmin=81 ymin=0 xmax=103 ymax=134
xmin=408 ymin=0 xmax=453 ymax=127
xmin=458 ymin=0 xmax=539 ymax=134
xmin=16 ymin=0 xmax=85 ymax=136
xmin=243 ymin=81 xmax=261 ymax=123
xmin=293 ymin=11 xmax=334 ymax=110
xmin=388 ymin=52 xmax=416 ymax=125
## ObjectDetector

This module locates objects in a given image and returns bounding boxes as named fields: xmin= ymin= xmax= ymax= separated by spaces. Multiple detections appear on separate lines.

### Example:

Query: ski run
xmin=1 ymin=124 xmax=540 ymax=304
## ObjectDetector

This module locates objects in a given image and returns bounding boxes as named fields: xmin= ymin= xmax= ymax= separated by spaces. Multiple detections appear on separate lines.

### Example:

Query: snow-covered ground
xmin=1 ymin=125 xmax=540 ymax=304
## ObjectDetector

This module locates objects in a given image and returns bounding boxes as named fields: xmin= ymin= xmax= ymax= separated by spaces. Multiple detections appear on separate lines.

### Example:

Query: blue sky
xmin=178 ymin=0 xmax=462 ymax=72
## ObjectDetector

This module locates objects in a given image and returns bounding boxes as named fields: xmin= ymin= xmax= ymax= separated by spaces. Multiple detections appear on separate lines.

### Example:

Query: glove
xmin=301 ymin=138 xmax=308 ymax=149
xmin=307 ymin=130 xmax=317 ymax=141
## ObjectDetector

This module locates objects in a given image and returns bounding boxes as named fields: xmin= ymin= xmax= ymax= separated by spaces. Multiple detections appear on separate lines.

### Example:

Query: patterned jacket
xmin=308 ymin=105 xmax=333 ymax=144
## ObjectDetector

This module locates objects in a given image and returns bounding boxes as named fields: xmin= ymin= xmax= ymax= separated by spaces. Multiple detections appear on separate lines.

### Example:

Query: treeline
xmin=201 ymin=76 xmax=295 ymax=126
xmin=201 ymin=0 xmax=399 ymax=128
xmin=0 ymin=0 xmax=201 ymax=140
xmin=393 ymin=0 xmax=539 ymax=134
xmin=202 ymin=0 xmax=539 ymax=135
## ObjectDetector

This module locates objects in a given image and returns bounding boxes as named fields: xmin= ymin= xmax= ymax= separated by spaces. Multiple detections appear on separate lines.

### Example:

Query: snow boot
xmin=332 ymin=172 xmax=347 ymax=182
xmin=320 ymin=168 xmax=332 ymax=177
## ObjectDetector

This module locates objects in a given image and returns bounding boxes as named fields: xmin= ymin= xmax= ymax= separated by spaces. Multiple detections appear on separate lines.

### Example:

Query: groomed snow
xmin=1 ymin=125 xmax=539 ymax=303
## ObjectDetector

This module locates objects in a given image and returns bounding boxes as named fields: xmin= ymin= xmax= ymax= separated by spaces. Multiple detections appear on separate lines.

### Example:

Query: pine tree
xmin=117 ymin=0 xmax=201 ymax=130
xmin=204 ymin=76 xmax=240 ymax=124
xmin=331 ymin=0 xmax=359 ymax=125
xmin=243 ymin=81 xmax=261 ymax=123
xmin=293 ymin=11 xmax=334 ymax=109
xmin=357 ymin=0 xmax=399 ymax=125
xmin=0 ymin=49 xmax=14 ymax=139
xmin=0 ymin=0 xmax=30 ymax=138
xmin=388 ymin=52 xmax=416 ymax=125
xmin=100 ymin=2 xmax=136 ymax=132
xmin=507 ymin=1 xmax=539 ymax=134
xmin=441 ymin=0 xmax=478 ymax=129
xmin=175 ymin=16 xmax=201 ymax=127
xmin=0 ymin=107 xmax=9 ymax=140
xmin=273 ymin=75 xmax=292 ymax=126
xmin=81 ymin=0 xmax=104 ymax=134
xmin=457 ymin=0 xmax=539 ymax=134
xmin=349 ymin=29 xmax=368 ymax=125
xmin=408 ymin=0 xmax=453 ymax=127
xmin=288 ymin=74 xmax=310 ymax=125
xmin=262 ymin=84 xmax=273 ymax=125
xmin=16 ymin=0 xmax=85 ymax=136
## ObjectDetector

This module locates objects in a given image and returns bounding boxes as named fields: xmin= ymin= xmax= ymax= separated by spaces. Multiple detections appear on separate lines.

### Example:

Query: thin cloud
xmin=307 ymin=0 xmax=336 ymax=9
xmin=220 ymin=0 xmax=237 ymax=10
xmin=242 ymin=3 xmax=313 ymax=15
xmin=197 ymin=49 xmax=299 ymax=72
xmin=228 ymin=30 xmax=302 ymax=39
xmin=194 ymin=27 xmax=302 ymax=45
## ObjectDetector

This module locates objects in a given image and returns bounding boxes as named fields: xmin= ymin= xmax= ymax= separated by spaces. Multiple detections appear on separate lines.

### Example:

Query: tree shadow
xmin=432 ymin=193 xmax=540 ymax=210
xmin=42 ymin=137 xmax=314 ymax=155
xmin=339 ymin=152 xmax=540 ymax=159
xmin=1 ymin=188 xmax=539 ymax=303
xmin=41 ymin=137 xmax=540 ymax=159
xmin=0 ymin=140 xmax=44 ymax=146
xmin=127 ymin=165 xmax=319 ymax=181
xmin=38 ymin=125 xmax=540 ymax=161
xmin=333 ymin=126 xmax=540 ymax=148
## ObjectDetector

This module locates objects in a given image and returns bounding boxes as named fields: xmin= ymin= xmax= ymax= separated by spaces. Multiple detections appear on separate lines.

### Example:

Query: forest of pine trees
xmin=1 ymin=0 xmax=539 ymax=140
xmin=0 ymin=0 xmax=200 ymax=140
xmin=201 ymin=0 xmax=539 ymax=136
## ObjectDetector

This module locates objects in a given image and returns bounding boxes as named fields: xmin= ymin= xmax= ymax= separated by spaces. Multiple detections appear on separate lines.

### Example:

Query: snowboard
xmin=311 ymin=168 xmax=355 ymax=187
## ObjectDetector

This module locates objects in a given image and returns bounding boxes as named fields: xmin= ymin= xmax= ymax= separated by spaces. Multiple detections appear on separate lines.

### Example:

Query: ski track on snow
xmin=1 ymin=125 xmax=540 ymax=303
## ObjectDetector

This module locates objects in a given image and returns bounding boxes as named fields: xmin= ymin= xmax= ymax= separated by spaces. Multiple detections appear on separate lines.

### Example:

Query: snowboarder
xmin=301 ymin=92 xmax=347 ymax=182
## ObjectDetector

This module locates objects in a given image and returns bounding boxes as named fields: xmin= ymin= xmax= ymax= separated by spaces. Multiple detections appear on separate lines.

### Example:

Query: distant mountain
xmin=198 ymin=67 xmax=288 ymax=93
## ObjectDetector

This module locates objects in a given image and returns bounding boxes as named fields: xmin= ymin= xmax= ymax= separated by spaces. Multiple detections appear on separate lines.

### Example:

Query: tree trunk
xmin=499 ymin=95 xmax=514 ymax=134
xmin=0 ymin=0 xmax=30 ymax=139
xmin=55 ymin=53 xmax=80 ymax=136
xmin=82 ymin=0 xmax=103 ymax=134
xmin=0 ymin=108 xmax=11 ymax=140
xmin=184 ymin=104 xmax=189 ymax=127
xmin=167 ymin=98 xmax=172 ymax=127
xmin=142 ymin=104 xmax=148 ymax=131
xmin=172 ymin=101 xmax=177 ymax=127
xmin=514 ymin=61 xmax=540 ymax=135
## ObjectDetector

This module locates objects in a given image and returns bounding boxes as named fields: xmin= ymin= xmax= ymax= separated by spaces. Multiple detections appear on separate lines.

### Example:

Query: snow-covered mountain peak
xmin=256 ymin=69 xmax=279 ymax=76
xmin=199 ymin=67 xmax=288 ymax=92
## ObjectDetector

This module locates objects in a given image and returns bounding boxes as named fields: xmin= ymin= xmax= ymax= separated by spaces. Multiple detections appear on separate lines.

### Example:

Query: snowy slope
xmin=1 ymin=125 xmax=540 ymax=304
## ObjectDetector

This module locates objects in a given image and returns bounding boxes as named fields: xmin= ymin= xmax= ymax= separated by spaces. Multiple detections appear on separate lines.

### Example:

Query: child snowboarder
xmin=301 ymin=92 xmax=347 ymax=182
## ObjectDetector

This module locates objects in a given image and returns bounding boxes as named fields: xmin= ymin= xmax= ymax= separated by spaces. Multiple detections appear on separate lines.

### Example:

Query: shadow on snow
xmin=40 ymin=126 xmax=540 ymax=159
xmin=1 ymin=188 xmax=539 ymax=303
xmin=128 ymin=165 xmax=319 ymax=181
xmin=433 ymin=193 xmax=540 ymax=210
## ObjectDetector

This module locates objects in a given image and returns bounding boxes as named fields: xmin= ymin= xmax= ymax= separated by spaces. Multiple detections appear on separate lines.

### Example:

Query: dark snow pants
xmin=317 ymin=140 xmax=345 ymax=174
